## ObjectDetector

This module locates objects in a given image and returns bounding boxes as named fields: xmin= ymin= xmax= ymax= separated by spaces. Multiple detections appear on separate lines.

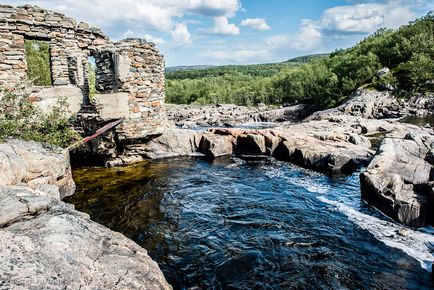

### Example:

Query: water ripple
xmin=67 ymin=157 xmax=434 ymax=290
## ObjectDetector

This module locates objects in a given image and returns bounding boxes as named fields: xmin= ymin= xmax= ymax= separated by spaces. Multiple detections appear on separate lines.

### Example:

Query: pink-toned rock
xmin=199 ymin=134 xmax=234 ymax=158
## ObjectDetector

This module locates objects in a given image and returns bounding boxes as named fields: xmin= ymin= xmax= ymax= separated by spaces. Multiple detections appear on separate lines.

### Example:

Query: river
xmin=66 ymin=157 xmax=434 ymax=289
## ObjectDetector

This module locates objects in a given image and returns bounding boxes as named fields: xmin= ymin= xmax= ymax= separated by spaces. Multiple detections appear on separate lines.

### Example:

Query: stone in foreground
xmin=0 ymin=187 xmax=171 ymax=289
xmin=0 ymin=139 xmax=75 ymax=199
xmin=0 ymin=139 xmax=171 ymax=289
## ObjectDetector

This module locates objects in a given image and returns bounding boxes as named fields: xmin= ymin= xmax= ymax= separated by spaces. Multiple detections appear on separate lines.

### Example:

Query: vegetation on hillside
xmin=25 ymin=39 xmax=52 ymax=86
xmin=284 ymin=53 xmax=330 ymax=64
xmin=0 ymin=88 xmax=79 ymax=147
xmin=166 ymin=13 xmax=433 ymax=107
xmin=166 ymin=63 xmax=298 ymax=105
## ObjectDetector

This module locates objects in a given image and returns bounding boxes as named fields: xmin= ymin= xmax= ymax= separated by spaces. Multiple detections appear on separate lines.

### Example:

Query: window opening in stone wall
xmin=87 ymin=56 xmax=96 ymax=99
xmin=94 ymin=51 xmax=117 ymax=93
xmin=24 ymin=39 xmax=52 ymax=86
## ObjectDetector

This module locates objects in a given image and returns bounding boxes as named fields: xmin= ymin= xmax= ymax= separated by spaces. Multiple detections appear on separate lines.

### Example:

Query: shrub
xmin=0 ymin=89 xmax=79 ymax=147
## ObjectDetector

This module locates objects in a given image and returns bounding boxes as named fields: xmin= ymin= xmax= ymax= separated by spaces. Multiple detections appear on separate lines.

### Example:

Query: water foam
xmin=318 ymin=196 xmax=434 ymax=272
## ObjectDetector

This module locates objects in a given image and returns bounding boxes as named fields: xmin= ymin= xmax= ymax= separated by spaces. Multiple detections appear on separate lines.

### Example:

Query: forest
xmin=166 ymin=14 xmax=433 ymax=108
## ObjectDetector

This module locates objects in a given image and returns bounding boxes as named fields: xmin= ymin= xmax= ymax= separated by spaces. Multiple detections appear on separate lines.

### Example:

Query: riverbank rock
xmin=306 ymin=89 xmax=434 ymax=122
xmin=166 ymin=103 xmax=312 ymax=128
xmin=199 ymin=134 xmax=234 ymax=158
xmin=0 ymin=139 xmax=172 ymax=289
xmin=307 ymin=89 xmax=401 ymax=121
xmin=360 ymin=133 xmax=434 ymax=227
xmin=236 ymin=134 xmax=267 ymax=155
xmin=125 ymin=128 xmax=204 ymax=159
xmin=0 ymin=186 xmax=171 ymax=289
xmin=272 ymin=132 xmax=374 ymax=175
xmin=0 ymin=139 xmax=75 ymax=199
xmin=407 ymin=94 xmax=434 ymax=115
xmin=206 ymin=128 xmax=374 ymax=175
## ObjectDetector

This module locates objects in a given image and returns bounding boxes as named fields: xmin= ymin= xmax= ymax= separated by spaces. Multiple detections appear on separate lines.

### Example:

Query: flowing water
xmin=66 ymin=157 xmax=434 ymax=289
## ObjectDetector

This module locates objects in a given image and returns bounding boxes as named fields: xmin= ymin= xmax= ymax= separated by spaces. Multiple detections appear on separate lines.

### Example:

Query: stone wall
xmin=114 ymin=39 xmax=166 ymax=139
xmin=0 ymin=4 xmax=109 ymax=88
xmin=0 ymin=4 xmax=166 ymax=142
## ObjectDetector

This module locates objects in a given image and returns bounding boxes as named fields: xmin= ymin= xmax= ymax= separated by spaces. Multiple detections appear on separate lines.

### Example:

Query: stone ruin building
xmin=0 ymin=4 xmax=167 ymax=158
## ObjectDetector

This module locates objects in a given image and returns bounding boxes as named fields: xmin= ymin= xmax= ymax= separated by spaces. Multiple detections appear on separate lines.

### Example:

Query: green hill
xmin=166 ymin=13 xmax=433 ymax=107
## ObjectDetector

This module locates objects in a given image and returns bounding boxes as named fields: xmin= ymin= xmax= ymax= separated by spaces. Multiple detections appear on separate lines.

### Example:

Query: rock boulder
xmin=0 ymin=139 xmax=75 ymax=199
xmin=0 ymin=186 xmax=171 ymax=289
xmin=272 ymin=132 xmax=374 ymax=175
xmin=199 ymin=134 xmax=234 ymax=158
xmin=235 ymin=134 xmax=267 ymax=155
xmin=360 ymin=134 xmax=434 ymax=227
xmin=126 ymin=129 xmax=204 ymax=159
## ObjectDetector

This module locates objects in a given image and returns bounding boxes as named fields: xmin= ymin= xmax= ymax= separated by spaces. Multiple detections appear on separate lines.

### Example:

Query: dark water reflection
xmin=66 ymin=158 xmax=433 ymax=289
xmin=400 ymin=115 xmax=434 ymax=127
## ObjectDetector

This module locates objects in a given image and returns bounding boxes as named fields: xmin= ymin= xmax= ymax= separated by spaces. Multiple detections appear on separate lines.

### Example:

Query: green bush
xmin=0 ymin=89 xmax=79 ymax=147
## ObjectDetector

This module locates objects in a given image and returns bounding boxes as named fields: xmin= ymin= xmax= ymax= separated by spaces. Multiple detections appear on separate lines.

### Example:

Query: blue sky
xmin=6 ymin=0 xmax=434 ymax=66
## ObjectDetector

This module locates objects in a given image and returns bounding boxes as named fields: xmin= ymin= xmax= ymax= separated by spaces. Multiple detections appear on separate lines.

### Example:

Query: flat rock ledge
xmin=126 ymin=126 xmax=375 ymax=176
xmin=0 ymin=140 xmax=171 ymax=289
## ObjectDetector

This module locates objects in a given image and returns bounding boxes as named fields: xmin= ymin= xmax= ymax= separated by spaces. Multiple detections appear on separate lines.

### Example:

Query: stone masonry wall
xmin=0 ymin=4 xmax=167 ymax=142
xmin=0 ymin=4 xmax=110 ymax=88
xmin=114 ymin=39 xmax=166 ymax=140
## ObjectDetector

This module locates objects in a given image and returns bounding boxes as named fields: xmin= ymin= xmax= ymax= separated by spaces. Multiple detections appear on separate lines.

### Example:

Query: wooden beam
xmin=67 ymin=118 xmax=124 ymax=151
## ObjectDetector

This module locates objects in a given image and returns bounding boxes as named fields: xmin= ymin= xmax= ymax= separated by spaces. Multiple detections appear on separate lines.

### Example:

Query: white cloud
xmin=317 ymin=1 xmax=417 ymax=34
xmin=143 ymin=34 xmax=167 ymax=45
xmin=241 ymin=18 xmax=271 ymax=31
xmin=5 ymin=0 xmax=243 ymax=47
xmin=319 ymin=3 xmax=384 ymax=34
xmin=186 ymin=0 xmax=240 ymax=17
xmin=5 ymin=0 xmax=241 ymax=33
xmin=122 ymin=29 xmax=137 ymax=39
xmin=170 ymin=23 xmax=192 ymax=46
xmin=5 ymin=0 xmax=431 ymax=66
xmin=262 ymin=0 xmax=418 ymax=56
xmin=121 ymin=30 xmax=167 ymax=45
xmin=265 ymin=20 xmax=321 ymax=52
xmin=382 ymin=1 xmax=417 ymax=29
xmin=206 ymin=16 xmax=240 ymax=35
